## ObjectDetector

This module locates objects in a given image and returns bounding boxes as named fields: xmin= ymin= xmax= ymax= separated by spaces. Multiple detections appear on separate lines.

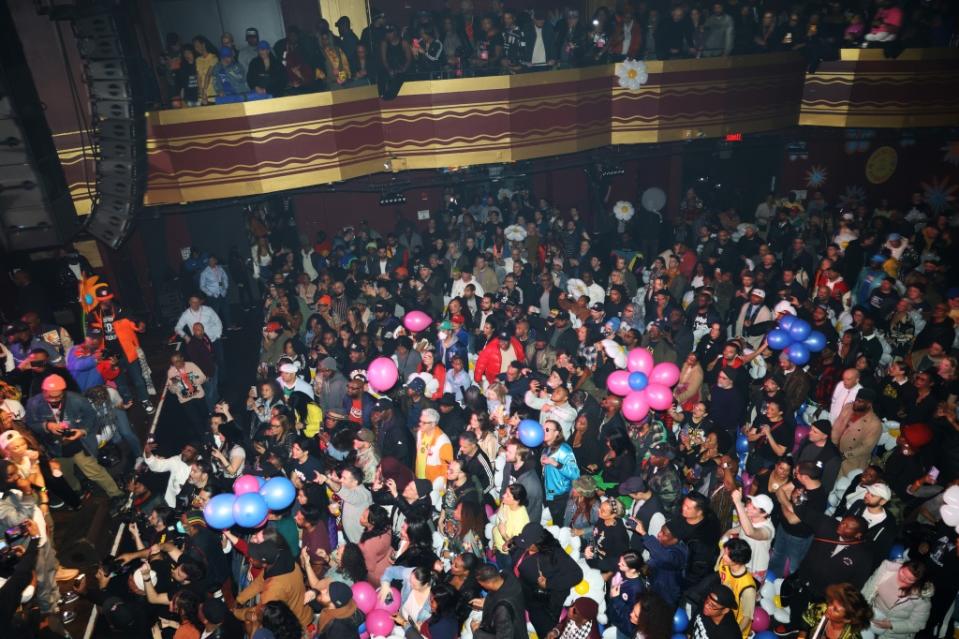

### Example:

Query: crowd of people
xmin=2 ymin=170 xmax=959 ymax=639
xmin=156 ymin=0 xmax=958 ymax=106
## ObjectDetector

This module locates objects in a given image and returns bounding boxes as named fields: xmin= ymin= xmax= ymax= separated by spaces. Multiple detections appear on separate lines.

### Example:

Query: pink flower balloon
xmin=233 ymin=474 xmax=261 ymax=495
xmin=375 ymin=587 xmax=402 ymax=614
xmin=606 ymin=370 xmax=631 ymax=396
xmin=644 ymin=383 xmax=673 ymax=411
xmin=649 ymin=362 xmax=680 ymax=387
xmin=367 ymin=356 xmax=398 ymax=392
xmin=626 ymin=348 xmax=654 ymax=375
xmin=366 ymin=609 xmax=395 ymax=636
xmin=403 ymin=310 xmax=432 ymax=333
xmin=621 ymin=391 xmax=650 ymax=422
xmin=352 ymin=581 xmax=378 ymax=614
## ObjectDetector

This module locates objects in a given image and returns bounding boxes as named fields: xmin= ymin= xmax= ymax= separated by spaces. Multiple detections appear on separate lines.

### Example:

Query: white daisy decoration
xmin=566 ymin=278 xmax=588 ymax=300
xmin=613 ymin=200 xmax=635 ymax=222
xmin=617 ymin=59 xmax=648 ymax=90
xmin=504 ymin=224 xmax=527 ymax=242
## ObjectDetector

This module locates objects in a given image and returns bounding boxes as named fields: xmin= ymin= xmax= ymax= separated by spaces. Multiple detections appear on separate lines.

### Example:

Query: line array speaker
xmin=73 ymin=7 xmax=145 ymax=249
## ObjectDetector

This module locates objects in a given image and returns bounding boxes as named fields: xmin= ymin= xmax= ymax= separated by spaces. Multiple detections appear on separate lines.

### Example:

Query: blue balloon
xmin=203 ymin=493 xmax=236 ymax=529
xmin=673 ymin=608 xmax=689 ymax=633
xmin=260 ymin=476 xmax=296 ymax=511
xmin=672 ymin=634 xmax=686 ymax=639
xmin=764 ymin=569 xmax=777 ymax=583
xmin=518 ymin=419 xmax=544 ymax=448
xmin=256 ymin=476 xmax=267 ymax=489
xmin=787 ymin=342 xmax=811 ymax=366
xmin=803 ymin=330 xmax=826 ymax=353
xmin=756 ymin=632 xmax=777 ymax=639
xmin=233 ymin=492 xmax=269 ymax=528
xmin=888 ymin=543 xmax=906 ymax=560
xmin=778 ymin=315 xmax=797 ymax=331
xmin=767 ymin=329 xmax=792 ymax=350
xmin=788 ymin=318 xmax=812 ymax=342
xmin=628 ymin=371 xmax=649 ymax=392
xmin=735 ymin=434 xmax=750 ymax=454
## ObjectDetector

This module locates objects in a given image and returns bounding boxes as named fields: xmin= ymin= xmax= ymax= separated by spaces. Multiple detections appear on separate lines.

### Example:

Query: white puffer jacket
xmin=861 ymin=560 xmax=934 ymax=639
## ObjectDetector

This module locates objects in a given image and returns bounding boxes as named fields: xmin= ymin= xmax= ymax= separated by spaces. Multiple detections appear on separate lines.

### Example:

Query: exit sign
xmin=725 ymin=133 xmax=743 ymax=142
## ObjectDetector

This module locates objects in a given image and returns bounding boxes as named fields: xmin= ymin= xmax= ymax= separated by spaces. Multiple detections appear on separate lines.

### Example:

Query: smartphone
xmin=928 ymin=466 xmax=940 ymax=481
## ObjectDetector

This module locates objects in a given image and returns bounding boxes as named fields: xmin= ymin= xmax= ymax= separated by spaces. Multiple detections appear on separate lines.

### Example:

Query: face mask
xmin=175 ymin=521 xmax=186 ymax=534
xmin=438 ymin=331 xmax=448 ymax=340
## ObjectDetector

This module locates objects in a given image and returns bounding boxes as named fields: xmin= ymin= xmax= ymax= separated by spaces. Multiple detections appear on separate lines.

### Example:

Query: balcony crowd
xmin=155 ymin=0 xmax=957 ymax=107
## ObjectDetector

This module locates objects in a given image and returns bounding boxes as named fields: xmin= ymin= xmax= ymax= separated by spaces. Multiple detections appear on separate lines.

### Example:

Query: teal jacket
xmin=542 ymin=442 xmax=580 ymax=500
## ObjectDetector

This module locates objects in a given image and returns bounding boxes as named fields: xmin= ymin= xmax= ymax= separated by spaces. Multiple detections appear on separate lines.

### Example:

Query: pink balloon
xmin=606 ymin=370 xmax=631 ymax=396
xmin=793 ymin=425 xmax=811 ymax=446
xmin=753 ymin=607 xmax=770 ymax=632
xmin=366 ymin=609 xmax=395 ymax=636
xmin=375 ymin=587 xmax=402 ymax=614
xmin=645 ymin=383 xmax=673 ymax=411
xmin=352 ymin=581 xmax=378 ymax=614
xmin=367 ymin=356 xmax=398 ymax=392
xmin=233 ymin=474 xmax=261 ymax=495
xmin=621 ymin=391 xmax=650 ymax=422
xmin=649 ymin=362 xmax=680 ymax=387
xmin=403 ymin=310 xmax=432 ymax=333
xmin=627 ymin=348 xmax=654 ymax=375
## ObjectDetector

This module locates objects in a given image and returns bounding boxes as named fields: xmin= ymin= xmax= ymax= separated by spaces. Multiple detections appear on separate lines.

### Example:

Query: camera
xmin=60 ymin=427 xmax=75 ymax=438
xmin=100 ymin=554 xmax=136 ymax=578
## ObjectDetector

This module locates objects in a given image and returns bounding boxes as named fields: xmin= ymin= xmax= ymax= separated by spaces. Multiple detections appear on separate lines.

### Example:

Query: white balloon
xmin=774 ymin=577 xmax=784 ymax=595
xmin=943 ymin=485 xmax=959 ymax=507
xmin=773 ymin=607 xmax=791 ymax=624
xmin=760 ymin=581 xmax=777 ymax=601
xmin=940 ymin=504 xmax=959 ymax=527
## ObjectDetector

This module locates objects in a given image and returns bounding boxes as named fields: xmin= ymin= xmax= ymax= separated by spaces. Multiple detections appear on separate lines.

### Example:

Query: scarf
xmin=316 ymin=599 xmax=358 ymax=634
xmin=560 ymin=619 xmax=593 ymax=639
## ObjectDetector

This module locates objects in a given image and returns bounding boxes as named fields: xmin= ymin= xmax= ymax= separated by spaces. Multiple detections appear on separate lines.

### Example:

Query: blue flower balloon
xmin=767 ymin=329 xmax=792 ymax=350
xmin=203 ymin=493 xmax=236 ymax=529
xmin=787 ymin=342 xmax=811 ymax=366
xmin=233 ymin=492 xmax=269 ymax=528
xmin=788 ymin=318 xmax=812 ymax=342
xmin=628 ymin=371 xmax=648 ymax=392
xmin=735 ymin=434 xmax=750 ymax=454
xmin=260 ymin=476 xmax=296 ymax=511
xmin=803 ymin=331 xmax=826 ymax=352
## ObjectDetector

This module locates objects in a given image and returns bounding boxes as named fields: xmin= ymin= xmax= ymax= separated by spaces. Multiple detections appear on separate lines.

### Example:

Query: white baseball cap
xmin=749 ymin=494 xmax=774 ymax=515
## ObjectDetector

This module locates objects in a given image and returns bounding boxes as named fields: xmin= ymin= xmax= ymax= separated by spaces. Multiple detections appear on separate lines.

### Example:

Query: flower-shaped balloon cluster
xmin=604 ymin=348 xmax=679 ymax=422
xmin=616 ymin=59 xmax=649 ymax=90
xmin=203 ymin=475 xmax=296 ymax=529
xmin=613 ymin=200 xmax=635 ymax=222
xmin=766 ymin=314 xmax=826 ymax=365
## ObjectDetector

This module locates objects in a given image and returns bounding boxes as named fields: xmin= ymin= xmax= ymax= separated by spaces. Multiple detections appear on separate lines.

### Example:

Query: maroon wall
xmin=780 ymin=128 xmax=959 ymax=209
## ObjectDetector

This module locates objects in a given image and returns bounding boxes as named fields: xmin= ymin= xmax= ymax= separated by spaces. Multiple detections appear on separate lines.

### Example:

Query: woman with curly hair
xmin=467 ymin=411 xmax=500 ymax=462
xmin=626 ymin=591 xmax=674 ymax=639
xmin=252 ymin=600 xmax=303 ymax=639
xmin=800 ymin=582 xmax=873 ymax=639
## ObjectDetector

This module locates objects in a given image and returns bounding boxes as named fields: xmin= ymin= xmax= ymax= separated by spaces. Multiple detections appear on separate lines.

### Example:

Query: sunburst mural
xmin=942 ymin=141 xmax=959 ymax=166
xmin=804 ymin=165 xmax=828 ymax=189
xmin=921 ymin=176 xmax=958 ymax=213
xmin=839 ymin=185 xmax=867 ymax=210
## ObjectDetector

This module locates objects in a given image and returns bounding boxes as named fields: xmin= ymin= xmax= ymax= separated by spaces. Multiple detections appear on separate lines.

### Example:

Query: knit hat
xmin=185 ymin=510 xmax=206 ymax=527
xmin=811 ymin=419 xmax=832 ymax=437
xmin=329 ymin=582 xmax=352 ymax=608
xmin=201 ymin=598 xmax=227 ymax=624
xmin=902 ymin=423 xmax=933 ymax=449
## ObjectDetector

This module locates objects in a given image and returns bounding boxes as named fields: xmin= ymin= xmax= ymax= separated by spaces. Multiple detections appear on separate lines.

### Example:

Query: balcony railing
xmin=54 ymin=49 xmax=959 ymax=212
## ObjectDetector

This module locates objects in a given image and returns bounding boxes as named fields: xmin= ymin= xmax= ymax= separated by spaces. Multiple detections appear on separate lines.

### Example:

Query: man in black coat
xmin=371 ymin=398 xmax=414 ymax=469
xmin=471 ymin=565 xmax=528 ymax=639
